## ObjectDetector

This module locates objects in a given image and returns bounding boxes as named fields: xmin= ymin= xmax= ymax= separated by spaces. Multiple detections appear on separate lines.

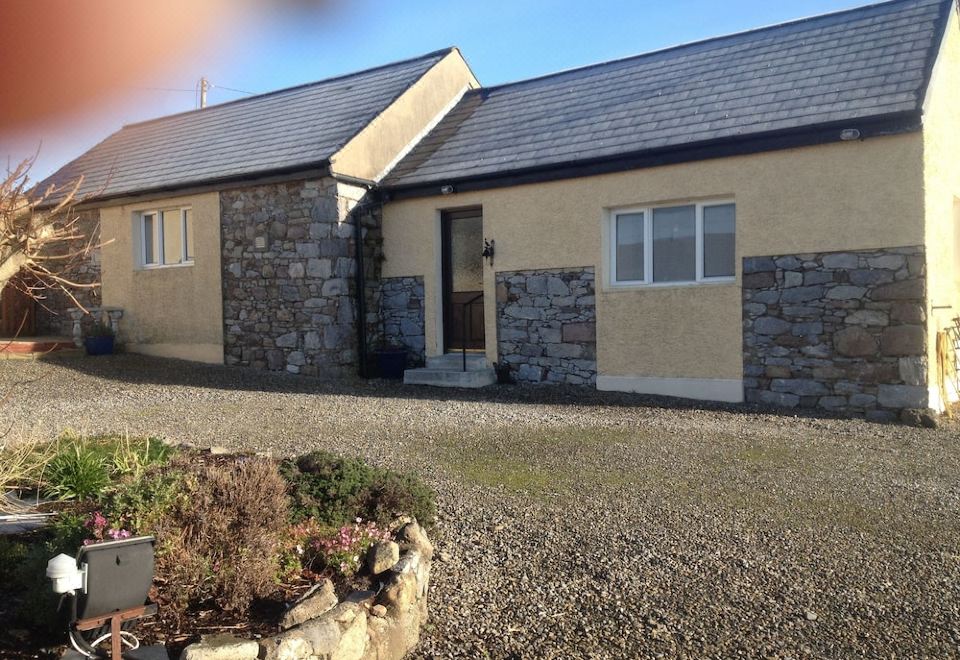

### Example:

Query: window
xmin=138 ymin=207 xmax=193 ymax=267
xmin=610 ymin=201 xmax=735 ymax=286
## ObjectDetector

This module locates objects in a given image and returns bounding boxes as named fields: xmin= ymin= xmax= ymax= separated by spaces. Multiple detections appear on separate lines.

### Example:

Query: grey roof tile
xmin=385 ymin=0 xmax=951 ymax=189
xmin=39 ymin=49 xmax=452 ymax=201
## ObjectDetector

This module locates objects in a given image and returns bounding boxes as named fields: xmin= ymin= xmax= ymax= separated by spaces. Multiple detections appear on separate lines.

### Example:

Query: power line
xmin=128 ymin=86 xmax=196 ymax=93
xmin=211 ymin=83 xmax=257 ymax=96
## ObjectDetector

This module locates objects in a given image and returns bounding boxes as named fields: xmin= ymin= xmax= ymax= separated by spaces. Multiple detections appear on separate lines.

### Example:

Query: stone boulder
xmin=367 ymin=541 xmax=400 ymax=574
xmin=180 ymin=635 xmax=260 ymax=660
xmin=280 ymin=578 xmax=338 ymax=630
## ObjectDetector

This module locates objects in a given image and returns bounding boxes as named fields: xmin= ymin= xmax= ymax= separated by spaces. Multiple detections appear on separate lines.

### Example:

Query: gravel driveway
xmin=3 ymin=354 xmax=959 ymax=658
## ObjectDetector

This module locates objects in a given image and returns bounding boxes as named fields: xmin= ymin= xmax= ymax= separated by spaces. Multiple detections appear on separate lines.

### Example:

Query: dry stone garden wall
xmin=496 ymin=267 xmax=597 ymax=384
xmin=182 ymin=521 xmax=434 ymax=660
xmin=742 ymin=246 xmax=928 ymax=421
xmin=220 ymin=179 xmax=382 ymax=377
xmin=380 ymin=277 xmax=426 ymax=366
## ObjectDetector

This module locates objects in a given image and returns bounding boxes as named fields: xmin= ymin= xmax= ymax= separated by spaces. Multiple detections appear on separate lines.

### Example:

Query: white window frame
xmin=138 ymin=207 xmax=194 ymax=269
xmin=607 ymin=199 xmax=736 ymax=288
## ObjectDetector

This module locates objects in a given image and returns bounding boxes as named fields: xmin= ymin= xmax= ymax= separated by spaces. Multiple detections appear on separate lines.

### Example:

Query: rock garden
xmin=0 ymin=434 xmax=436 ymax=659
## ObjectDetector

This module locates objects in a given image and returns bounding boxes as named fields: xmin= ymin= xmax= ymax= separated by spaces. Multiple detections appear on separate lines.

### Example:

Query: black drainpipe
xmin=350 ymin=186 xmax=377 ymax=378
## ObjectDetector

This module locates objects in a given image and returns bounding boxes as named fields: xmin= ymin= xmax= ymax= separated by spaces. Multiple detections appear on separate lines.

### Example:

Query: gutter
xmin=342 ymin=181 xmax=380 ymax=379
xmin=382 ymin=110 xmax=923 ymax=201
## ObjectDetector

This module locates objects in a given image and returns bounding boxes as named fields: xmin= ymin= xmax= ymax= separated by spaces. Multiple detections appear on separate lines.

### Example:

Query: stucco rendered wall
xmin=98 ymin=191 xmax=224 ymax=363
xmin=381 ymin=133 xmax=925 ymax=398
xmin=331 ymin=50 xmax=479 ymax=182
xmin=922 ymin=9 xmax=960 ymax=410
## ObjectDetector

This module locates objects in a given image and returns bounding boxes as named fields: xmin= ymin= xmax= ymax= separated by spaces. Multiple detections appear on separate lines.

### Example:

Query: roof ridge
xmin=121 ymin=47 xmax=456 ymax=130
xmin=477 ymin=0 xmax=936 ymax=94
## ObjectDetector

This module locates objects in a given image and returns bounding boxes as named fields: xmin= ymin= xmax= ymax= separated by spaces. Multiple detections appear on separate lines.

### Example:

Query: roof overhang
xmin=382 ymin=110 xmax=923 ymax=202
xmin=46 ymin=160 xmax=334 ymax=210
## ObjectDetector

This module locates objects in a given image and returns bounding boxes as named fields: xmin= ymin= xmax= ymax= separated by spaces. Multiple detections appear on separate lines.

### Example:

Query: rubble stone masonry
xmin=496 ymin=267 xmax=597 ymax=385
xmin=742 ymin=246 xmax=928 ymax=421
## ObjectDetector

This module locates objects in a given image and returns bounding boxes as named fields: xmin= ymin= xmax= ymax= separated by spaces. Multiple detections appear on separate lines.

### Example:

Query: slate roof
xmin=385 ymin=0 xmax=952 ymax=191
xmin=39 ymin=49 xmax=453 ymax=202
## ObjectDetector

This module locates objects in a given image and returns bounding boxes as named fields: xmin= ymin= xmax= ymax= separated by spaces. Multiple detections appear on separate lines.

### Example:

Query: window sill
xmin=604 ymin=278 xmax=736 ymax=292
xmin=137 ymin=261 xmax=195 ymax=272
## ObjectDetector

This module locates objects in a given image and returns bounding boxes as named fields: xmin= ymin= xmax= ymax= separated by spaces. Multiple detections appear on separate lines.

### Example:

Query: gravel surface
xmin=3 ymin=354 xmax=959 ymax=658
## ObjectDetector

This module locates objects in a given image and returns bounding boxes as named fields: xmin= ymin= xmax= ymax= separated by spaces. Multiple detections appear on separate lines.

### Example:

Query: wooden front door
xmin=0 ymin=277 xmax=37 ymax=337
xmin=442 ymin=208 xmax=484 ymax=351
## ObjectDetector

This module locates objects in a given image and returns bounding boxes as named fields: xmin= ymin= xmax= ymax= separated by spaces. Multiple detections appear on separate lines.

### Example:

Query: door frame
xmin=440 ymin=206 xmax=484 ymax=353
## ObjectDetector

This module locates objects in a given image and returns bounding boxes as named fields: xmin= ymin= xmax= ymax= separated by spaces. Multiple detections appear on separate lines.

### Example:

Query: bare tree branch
xmin=0 ymin=157 xmax=110 ymax=313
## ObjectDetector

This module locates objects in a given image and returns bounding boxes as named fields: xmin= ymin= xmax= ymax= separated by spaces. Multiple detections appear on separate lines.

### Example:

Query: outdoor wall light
xmin=440 ymin=184 xmax=455 ymax=195
xmin=482 ymin=239 xmax=495 ymax=265
xmin=840 ymin=128 xmax=861 ymax=141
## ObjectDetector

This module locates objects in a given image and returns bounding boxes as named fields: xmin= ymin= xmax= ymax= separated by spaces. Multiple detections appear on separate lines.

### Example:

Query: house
xmin=37 ymin=0 xmax=960 ymax=421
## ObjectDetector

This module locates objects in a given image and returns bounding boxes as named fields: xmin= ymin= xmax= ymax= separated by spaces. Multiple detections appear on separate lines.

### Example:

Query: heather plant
xmin=153 ymin=458 xmax=292 ymax=614
xmin=308 ymin=519 xmax=392 ymax=577
xmin=82 ymin=511 xmax=132 ymax=544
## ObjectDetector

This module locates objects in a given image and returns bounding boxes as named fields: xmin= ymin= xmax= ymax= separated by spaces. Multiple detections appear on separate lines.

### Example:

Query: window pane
xmin=143 ymin=214 xmax=157 ymax=264
xmin=703 ymin=204 xmax=735 ymax=278
xmin=183 ymin=209 xmax=194 ymax=261
xmin=615 ymin=212 xmax=644 ymax=281
xmin=653 ymin=205 xmax=695 ymax=282
xmin=161 ymin=209 xmax=183 ymax=265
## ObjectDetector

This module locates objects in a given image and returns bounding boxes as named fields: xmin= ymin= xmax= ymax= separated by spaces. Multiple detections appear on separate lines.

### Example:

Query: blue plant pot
xmin=84 ymin=336 xmax=115 ymax=356
xmin=376 ymin=349 xmax=407 ymax=379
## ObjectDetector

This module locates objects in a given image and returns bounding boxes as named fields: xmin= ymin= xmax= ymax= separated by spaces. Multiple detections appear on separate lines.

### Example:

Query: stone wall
xmin=380 ymin=276 xmax=426 ymax=366
xmin=183 ymin=521 xmax=433 ymax=660
xmin=35 ymin=209 xmax=102 ymax=336
xmin=221 ymin=178 xmax=376 ymax=377
xmin=742 ymin=246 xmax=928 ymax=421
xmin=496 ymin=267 xmax=597 ymax=385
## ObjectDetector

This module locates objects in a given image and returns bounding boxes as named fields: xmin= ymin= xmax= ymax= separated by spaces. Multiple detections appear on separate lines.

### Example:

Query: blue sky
xmin=6 ymin=0 xmax=875 ymax=180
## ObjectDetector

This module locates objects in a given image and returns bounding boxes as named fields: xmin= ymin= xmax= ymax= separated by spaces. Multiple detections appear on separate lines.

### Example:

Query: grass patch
xmin=429 ymin=426 xmax=651 ymax=493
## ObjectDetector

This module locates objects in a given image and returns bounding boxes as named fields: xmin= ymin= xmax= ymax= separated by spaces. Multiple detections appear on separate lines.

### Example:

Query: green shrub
xmin=365 ymin=470 xmax=436 ymax=526
xmin=41 ymin=434 xmax=175 ymax=502
xmin=102 ymin=466 xmax=185 ymax=534
xmin=49 ymin=511 xmax=88 ymax=550
xmin=281 ymin=452 xmax=377 ymax=525
xmin=109 ymin=435 xmax=174 ymax=481
xmin=44 ymin=442 xmax=111 ymax=500
xmin=281 ymin=451 xmax=436 ymax=528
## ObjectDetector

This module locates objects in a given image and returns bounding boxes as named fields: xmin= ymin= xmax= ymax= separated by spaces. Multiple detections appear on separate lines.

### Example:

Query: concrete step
xmin=426 ymin=353 xmax=489 ymax=371
xmin=403 ymin=366 xmax=496 ymax=389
